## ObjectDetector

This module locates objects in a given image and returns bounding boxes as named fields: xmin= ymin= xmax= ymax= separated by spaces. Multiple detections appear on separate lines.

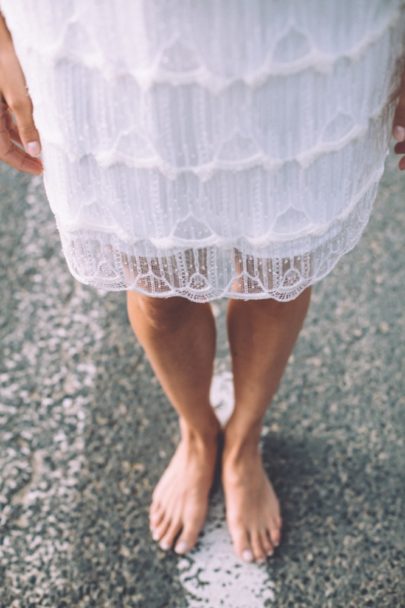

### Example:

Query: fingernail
xmin=267 ymin=549 xmax=274 ymax=556
xmin=393 ymin=125 xmax=405 ymax=142
xmin=174 ymin=540 xmax=188 ymax=554
xmin=152 ymin=530 xmax=160 ymax=541
xmin=25 ymin=141 xmax=41 ymax=157
xmin=242 ymin=549 xmax=253 ymax=562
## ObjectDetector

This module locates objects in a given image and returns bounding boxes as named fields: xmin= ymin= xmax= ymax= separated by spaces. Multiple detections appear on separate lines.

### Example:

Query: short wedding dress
xmin=1 ymin=0 xmax=405 ymax=301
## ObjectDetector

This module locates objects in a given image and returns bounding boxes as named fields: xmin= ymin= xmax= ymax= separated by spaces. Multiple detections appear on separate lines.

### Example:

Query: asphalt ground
xmin=0 ymin=150 xmax=404 ymax=607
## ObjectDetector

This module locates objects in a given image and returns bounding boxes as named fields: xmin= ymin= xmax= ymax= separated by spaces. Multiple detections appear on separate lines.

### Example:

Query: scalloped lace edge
xmin=56 ymin=167 xmax=382 ymax=302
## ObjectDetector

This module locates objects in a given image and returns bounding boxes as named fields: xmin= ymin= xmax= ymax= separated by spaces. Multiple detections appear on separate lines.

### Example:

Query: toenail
xmin=242 ymin=549 xmax=253 ymax=562
xmin=267 ymin=549 xmax=274 ymax=556
xmin=152 ymin=530 xmax=160 ymax=541
xmin=174 ymin=540 xmax=189 ymax=554
xmin=159 ymin=540 xmax=171 ymax=550
xmin=257 ymin=557 xmax=266 ymax=564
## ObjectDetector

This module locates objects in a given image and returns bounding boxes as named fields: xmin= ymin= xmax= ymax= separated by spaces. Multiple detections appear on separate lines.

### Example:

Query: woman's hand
xmin=393 ymin=67 xmax=405 ymax=171
xmin=0 ymin=12 xmax=43 ymax=175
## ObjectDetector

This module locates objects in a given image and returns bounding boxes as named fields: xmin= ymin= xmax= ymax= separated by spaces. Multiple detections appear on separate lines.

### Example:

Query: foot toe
xmin=250 ymin=530 xmax=266 ymax=562
xmin=269 ymin=520 xmax=281 ymax=547
xmin=261 ymin=529 xmax=274 ymax=556
xmin=149 ymin=504 xmax=164 ymax=527
xmin=228 ymin=519 xmax=253 ymax=562
xmin=242 ymin=548 xmax=254 ymax=562
xmin=149 ymin=496 xmax=164 ymax=522
xmin=174 ymin=515 xmax=204 ymax=554
xmin=151 ymin=516 xmax=170 ymax=543
xmin=159 ymin=519 xmax=182 ymax=551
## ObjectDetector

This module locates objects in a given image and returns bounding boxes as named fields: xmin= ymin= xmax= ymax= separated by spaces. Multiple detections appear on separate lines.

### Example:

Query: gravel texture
xmin=0 ymin=150 xmax=404 ymax=607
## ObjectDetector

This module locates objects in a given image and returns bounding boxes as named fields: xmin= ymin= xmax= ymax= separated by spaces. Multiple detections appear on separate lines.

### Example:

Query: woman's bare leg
xmin=126 ymin=291 xmax=221 ymax=554
xmin=222 ymin=287 xmax=312 ymax=563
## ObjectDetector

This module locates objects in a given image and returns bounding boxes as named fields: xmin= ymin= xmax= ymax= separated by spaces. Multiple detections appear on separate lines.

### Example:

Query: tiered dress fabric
xmin=1 ymin=0 xmax=405 ymax=301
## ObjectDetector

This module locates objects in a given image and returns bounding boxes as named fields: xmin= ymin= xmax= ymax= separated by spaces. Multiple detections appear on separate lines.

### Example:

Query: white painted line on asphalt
xmin=210 ymin=369 xmax=235 ymax=427
xmin=177 ymin=491 xmax=275 ymax=607
xmin=177 ymin=370 xmax=276 ymax=607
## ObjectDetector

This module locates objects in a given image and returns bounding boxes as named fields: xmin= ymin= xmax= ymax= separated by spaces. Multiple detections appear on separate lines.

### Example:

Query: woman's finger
xmin=392 ymin=74 xmax=405 ymax=142
xmin=1 ymin=138 xmax=43 ymax=174
xmin=393 ymin=124 xmax=405 ymax=142
xmin=394 ymin=141 xmax=405 ymax=154
xmin=6 ymin=93 xmax=41 ymax=157
xmin=0 ymin=107 xmax=42 ymax=174
xmin=4 ymin=107 xmax=23 ymax=144
xmin=0 ymin=24 xmax=42 ymax=159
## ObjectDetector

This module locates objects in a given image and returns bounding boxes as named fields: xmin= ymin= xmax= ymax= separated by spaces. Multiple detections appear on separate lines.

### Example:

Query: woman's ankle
xmin=222 ymin=417 xmax=263 ymax=464
xmin=179 ymin=414 xmax=222 ymax=448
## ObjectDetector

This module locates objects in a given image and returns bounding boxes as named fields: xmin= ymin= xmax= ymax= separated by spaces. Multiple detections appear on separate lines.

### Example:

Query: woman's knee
xmin=127 ymin=291 xmax=198 ymax=331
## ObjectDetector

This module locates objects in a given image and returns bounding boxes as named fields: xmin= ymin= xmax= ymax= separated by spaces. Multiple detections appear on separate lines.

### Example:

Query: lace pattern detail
xmin=1 ymin=0 xmax=404 ymax=301
xmin=57 ymin=169 xmax=382 ymax=302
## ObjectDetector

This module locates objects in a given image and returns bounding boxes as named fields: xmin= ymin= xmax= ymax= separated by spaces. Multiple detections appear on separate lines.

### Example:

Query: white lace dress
xmin=1 ymin=0 xmax=405 ymax=301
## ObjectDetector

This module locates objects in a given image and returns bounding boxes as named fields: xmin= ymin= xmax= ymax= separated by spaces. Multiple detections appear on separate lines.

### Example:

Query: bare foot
xmin=222 ymin=441 xmax=282 ymax=563
xmin=149 ymin=426 xmax=220 ymax=554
